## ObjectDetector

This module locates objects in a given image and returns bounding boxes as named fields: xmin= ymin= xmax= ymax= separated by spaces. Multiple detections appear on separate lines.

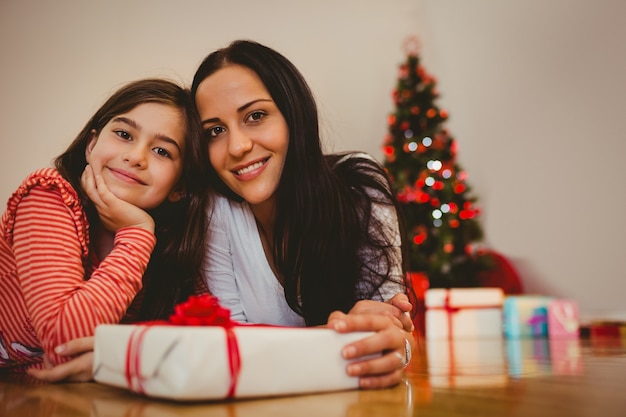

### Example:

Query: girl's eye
xmin=153 ymin=147 xmax=172 ymax=158
xmin=114 ymin=130 xmax=131 ymax=140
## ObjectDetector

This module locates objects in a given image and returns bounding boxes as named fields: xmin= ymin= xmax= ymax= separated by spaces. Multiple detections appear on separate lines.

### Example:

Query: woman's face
xmin=85 ymin=102 xmax=186 ymax=209
xmin=195 ymin=64 xmax=289 ymax=209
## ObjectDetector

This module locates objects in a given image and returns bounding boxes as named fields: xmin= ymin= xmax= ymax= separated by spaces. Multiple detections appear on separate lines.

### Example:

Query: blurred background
xmin=1 ymin=0 xmax=624 ymax=322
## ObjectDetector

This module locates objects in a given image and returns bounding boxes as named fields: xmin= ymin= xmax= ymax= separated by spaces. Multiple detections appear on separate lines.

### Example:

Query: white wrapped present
xmin=93 ymin=324 xmax=373 ymax=401
xmin=425 ymin=288 xmax=504 ymax=339
xmin=92 ymin=295 xmax=376 ymax=401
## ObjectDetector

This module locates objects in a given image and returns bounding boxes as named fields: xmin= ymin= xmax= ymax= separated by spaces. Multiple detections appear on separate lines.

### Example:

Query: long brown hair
xmin=192 ymin=41 xmax=413 ymax=325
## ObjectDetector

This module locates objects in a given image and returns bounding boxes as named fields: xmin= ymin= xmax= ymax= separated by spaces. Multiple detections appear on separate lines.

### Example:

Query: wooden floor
xmin=1 ymin=335 xmax=625 ymax=417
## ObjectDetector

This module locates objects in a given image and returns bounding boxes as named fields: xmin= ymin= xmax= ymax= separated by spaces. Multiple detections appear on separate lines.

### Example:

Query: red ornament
xmin=413 ymin=233 xmax=426 ymax=245
xmin=399 ymin=64 xmax=409 ymax=79
xmin=418 ymin=192 xmax=430 ymax=203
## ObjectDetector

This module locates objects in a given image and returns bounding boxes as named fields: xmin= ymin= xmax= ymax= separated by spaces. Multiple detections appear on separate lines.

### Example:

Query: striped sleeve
xmin=12 ymin=186 xmax=155 ymax=365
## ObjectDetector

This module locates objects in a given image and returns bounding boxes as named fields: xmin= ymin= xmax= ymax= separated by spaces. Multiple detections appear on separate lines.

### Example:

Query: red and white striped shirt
xmin=0 ymin=168 xmax=155 ymax=372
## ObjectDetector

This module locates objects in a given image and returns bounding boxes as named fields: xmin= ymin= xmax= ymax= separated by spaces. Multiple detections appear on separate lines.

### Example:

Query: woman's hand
xmin=26 ymin=337 xmax=95 ymax=383
xmin=81 ymin=164 xmax=155 ymax=233
xmin=349 ymin=293 xmax=414 ymax=333
xmin=328 ymin=310 xmax=414 ymax=389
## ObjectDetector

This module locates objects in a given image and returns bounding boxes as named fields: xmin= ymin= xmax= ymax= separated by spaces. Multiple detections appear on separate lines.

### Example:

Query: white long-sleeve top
xmin=202 ymin=155 xmax=404 ymax=326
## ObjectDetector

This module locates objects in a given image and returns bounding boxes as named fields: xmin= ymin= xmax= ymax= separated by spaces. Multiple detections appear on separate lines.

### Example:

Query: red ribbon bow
xmin=124 ymin=295 xmax=242 ymax=398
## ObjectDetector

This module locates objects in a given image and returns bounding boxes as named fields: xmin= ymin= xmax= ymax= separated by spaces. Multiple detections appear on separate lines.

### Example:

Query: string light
xmin=427 ymin=160 xmax=442 ymax=171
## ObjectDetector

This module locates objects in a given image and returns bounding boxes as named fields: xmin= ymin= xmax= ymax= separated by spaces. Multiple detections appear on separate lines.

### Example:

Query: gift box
xmin=93 ymin=324 xmax=374 ymax=401
xmin=589 ymin=320 xmax=626 ymax=338
xmin=424 ymin=288 xmax=504 ymax=339
xmin=92 ymin=295 xmax=376 ymax=401
xmin=427 ymin=338 xmax=508 ymax=387
xmin=547 ymin=299 xmax=579 ymax=338
xmin=503 ymin=295 xmax=554 ymax=338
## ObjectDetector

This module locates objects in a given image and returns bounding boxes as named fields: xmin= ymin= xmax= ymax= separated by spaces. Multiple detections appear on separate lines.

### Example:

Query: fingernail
xmin=359 ymin=377 xmax=371 ymax=388
xmin=333 ymin=320 xmax=347 ymax=331
xmin=347 ymin=363 xmax=361 ymax=375
xmin=342 ymin=345 xmax=356 ymax=358
xmin=54 ymin=344 xmax=65 ymax=354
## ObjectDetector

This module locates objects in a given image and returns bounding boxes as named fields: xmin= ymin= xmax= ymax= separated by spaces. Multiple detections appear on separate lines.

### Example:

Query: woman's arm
xmin=328 ymin=308 xmax=415 ymax=389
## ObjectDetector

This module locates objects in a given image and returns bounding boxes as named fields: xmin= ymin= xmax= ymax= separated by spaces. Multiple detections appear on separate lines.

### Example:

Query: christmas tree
xmin=382 ymin=37 xmax=487 ymax=288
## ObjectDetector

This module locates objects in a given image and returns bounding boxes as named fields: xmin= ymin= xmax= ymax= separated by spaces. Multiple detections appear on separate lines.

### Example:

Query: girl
xmin=191 ymin=40 xmax=415 ymax=389
xmin=0 ymin=78 xmax=209 ymax=378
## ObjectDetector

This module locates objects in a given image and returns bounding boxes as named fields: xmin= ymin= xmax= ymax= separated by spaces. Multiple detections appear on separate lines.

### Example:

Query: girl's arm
xmin=26 ymin=337 xmax=95 ymax=382
xmin=14 ymin=188 xmax=154 ymax=366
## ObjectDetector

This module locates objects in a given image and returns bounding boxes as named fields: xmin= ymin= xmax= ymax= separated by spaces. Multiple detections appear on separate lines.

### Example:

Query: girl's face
xmin=85 ymin=102 xmax=186 ymax=210
xmin=195 ymin=64 xmax=289 ymax=209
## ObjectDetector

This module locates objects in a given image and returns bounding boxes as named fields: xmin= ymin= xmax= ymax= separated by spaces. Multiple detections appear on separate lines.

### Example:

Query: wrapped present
xmin=424 ymin=288 xmax=504 ymax=339
xmin=503 ymin=295 xmax=554 ymax=338
xmin=93 ymin=296 xmax=375 ymax=401
xmin=589 ymin=320 xmax=626 ymax=338
xmin=407 ymin=272 xmax=429 ymax=336
xmin=547 ymin=299 xmax=579 ymax=338
xmin=427 ymin=338 xmax=508 ymax=387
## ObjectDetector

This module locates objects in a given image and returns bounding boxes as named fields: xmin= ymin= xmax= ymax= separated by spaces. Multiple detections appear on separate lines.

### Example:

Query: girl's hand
xmin=349 ymin=293 xmax=414 ymax=333
xmin=328 ymin=311 xmax=414 ymax=389
xmin=81 ymin=165 xmax=155 ymax=233
xmin=26 ymin=337 xmax=95 ymax=383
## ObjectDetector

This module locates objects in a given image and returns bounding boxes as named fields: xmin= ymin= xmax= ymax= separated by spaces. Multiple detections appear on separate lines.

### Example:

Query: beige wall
xmin=1 ymin=0 xmax=624 ymax=321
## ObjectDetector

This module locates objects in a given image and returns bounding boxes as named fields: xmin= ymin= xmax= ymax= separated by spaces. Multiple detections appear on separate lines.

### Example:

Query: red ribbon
xmin=123 ymin=295 xmax=242 ymax=398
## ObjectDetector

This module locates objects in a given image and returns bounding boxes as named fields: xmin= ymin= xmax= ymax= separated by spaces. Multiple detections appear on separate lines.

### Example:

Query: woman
xmin=192 ymin=39 xmax=415 ymax=389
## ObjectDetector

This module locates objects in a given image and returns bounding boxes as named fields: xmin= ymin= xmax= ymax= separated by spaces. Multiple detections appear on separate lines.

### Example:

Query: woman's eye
xmin=248 ymin=111 xmax=266 ymax=122
xmin=114 ymin=130 xmax=132 ymax=140
xmin=206 ymin=126 xmax=226 ymax=139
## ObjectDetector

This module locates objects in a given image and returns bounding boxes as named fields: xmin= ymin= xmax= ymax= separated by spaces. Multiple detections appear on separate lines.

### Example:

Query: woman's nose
xmin=227 ymin=126 xmax=253 ymax=157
